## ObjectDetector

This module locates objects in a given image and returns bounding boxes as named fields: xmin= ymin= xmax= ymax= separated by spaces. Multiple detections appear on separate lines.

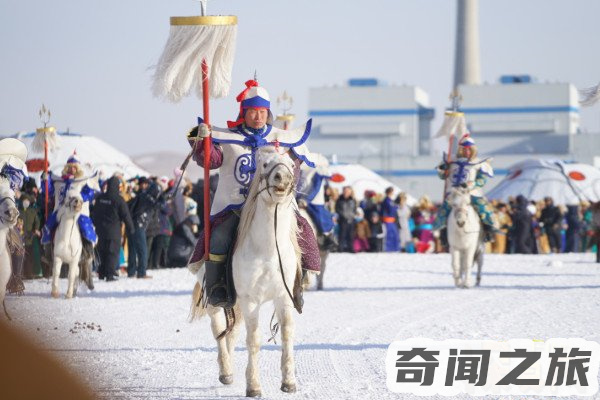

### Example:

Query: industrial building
xmin=305 ymin=0 xmax=599 ymax=202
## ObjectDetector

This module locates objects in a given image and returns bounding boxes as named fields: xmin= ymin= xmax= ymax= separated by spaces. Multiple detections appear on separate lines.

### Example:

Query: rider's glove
xmin=198 ymin=123 xmax=211 ymax=138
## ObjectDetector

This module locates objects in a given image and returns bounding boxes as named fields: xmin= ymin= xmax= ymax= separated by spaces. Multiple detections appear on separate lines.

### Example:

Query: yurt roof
xmin=486 ymin=159 xmax=600 ymax=205
xmin=12 ymin=131 xmax=149 ymax=180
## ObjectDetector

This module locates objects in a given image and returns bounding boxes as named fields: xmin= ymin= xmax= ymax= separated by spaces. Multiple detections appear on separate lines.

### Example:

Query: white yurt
xmin=486 ymin=159 xmax=600 ymax=205
xmin=12 ymin=131 xmax=148 ymax=181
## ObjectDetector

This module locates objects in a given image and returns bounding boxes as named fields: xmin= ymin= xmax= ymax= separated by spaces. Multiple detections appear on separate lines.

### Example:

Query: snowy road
xmin=7 ymin=252 xmax=600 ymax=399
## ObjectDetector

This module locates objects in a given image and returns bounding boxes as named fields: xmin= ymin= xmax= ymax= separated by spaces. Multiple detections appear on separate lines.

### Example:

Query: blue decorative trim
xmin=309 ymin=109 xmax=418 ymax=117
xmin=461 ymin=106 xmax=579 ymax=114
xmin=241 ymin=97 xmax=270 ymax=109
xmin=304 ymin=173 xmax=325 ymax=202
xmin=276 ymin=119 xmax=312 ymax=148
xmin=291 ymin=148 xmax=316 ymax=168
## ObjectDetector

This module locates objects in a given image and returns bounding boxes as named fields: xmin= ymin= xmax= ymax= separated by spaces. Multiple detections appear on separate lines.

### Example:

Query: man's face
xmin=65 ymin=164 xmax=77 ymax=176
xmin=244 ymin=107 xmax=268 ymax=129
xmin=459 ymin=146 xmax=472 ymax=159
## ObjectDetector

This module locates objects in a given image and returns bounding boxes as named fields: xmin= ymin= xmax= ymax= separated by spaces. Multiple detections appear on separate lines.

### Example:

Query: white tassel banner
xmin=152 ymin=23 xmax=237 ymax=102
xmin=31 ymin=127 xmax=59 ymax=153
xmin=579 ymin=82 xmax=600 ymax=106
xmin=434 ymin=111 xmax=467 ymax=139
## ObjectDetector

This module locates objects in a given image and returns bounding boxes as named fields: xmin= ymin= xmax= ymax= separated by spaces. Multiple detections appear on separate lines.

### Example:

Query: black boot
xmin=440 ymin=228 xmax=448 ymax=248
xmin=204 ymin=259 xmax=231 ymax=308
xmin=483 ymin=224 xmax=496 ymax=243
xmin=322 ymin=233 xmax=338 ymax=252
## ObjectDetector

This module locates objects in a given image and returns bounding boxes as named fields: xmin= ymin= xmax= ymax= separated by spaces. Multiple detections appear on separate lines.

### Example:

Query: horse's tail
xmin=189 ymin=280 xmax=207 ymax=322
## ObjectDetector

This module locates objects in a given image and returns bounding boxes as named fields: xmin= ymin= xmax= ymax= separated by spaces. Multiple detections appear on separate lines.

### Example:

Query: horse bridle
xmin=0 ymin=196 xmax=16 ymax=223
xmin=253 ymin=161 xmax=295 ymax=200
xmin=0 ymin=196 xmax=15 ymax=207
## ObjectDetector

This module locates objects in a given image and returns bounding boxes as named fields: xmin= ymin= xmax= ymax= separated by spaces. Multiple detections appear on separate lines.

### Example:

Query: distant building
xmin=305 ymin=76 xmax=598 ymax=202
xmin=307 ymin=78 xmax=434 ymax=173
xmin=459 ymin=76 xmax=580 ymax=155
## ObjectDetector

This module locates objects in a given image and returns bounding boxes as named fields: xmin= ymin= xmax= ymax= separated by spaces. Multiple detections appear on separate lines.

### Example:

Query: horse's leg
xmin=51 ymin=256 xmax=62 ymax=298
xmin=462 ymin=245 xmax=477 ymax=289
xmin=65 ymin=259 xmax=80 ymax=299
xmin=223 ymin=304 xmax=243 ymax=384
xmin=207 ymin=305 xmax=233 ymax=385
xmin=241 ymin=300 xmax=262 ymax=397
xmin=451 ymin=248 xmax=461 ymax=287
xmin=275 ymin=299 xmax=297 ymax=393
xmin=0 ymin=252 xmax=11 ymax=317
xmin=475 ymin=242 xmax=484 ymax=286
xmin=316 ymin=251 xmax=328 ymax=290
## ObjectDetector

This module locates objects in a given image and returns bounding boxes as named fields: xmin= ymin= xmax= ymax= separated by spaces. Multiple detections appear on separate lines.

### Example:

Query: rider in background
xmin=433 ymin=134 xmax=498 ymax=242
xmin=41 ymin=152 xmax=97 ymax=250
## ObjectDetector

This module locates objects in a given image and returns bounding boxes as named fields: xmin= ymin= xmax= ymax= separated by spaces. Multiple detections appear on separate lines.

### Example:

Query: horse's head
xmin=0 ymin=178 xmax=18 ymax=227
xmin=449 ymin=186 xmax=471 ymax=227
xmin=63 ymin=189 xmax=83 ymax=215
xmin=254 ymin=147 xmax=295 ymax=204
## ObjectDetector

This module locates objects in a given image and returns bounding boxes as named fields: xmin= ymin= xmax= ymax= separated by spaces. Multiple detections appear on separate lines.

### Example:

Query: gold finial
xmin=276 ymin=90 xmax=294 ymax=116
xmin=39 ymin=104 xmax=51 ymax=126
xmin=449 ymin=89 xmax=463 ymax=112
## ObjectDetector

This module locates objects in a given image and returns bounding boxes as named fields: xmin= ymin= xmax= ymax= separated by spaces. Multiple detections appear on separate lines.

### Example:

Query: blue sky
xmin=1 ymin=0 xmax=599 ymax=156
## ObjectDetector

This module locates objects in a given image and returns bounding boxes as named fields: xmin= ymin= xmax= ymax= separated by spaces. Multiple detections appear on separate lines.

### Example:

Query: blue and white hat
xmin=227 ymin=80 xmax=272 ymax=128
xmin=458 ymin=134 xmax=476 ymax=147
xmin=66 ymin=150 xmax=80 ymax=164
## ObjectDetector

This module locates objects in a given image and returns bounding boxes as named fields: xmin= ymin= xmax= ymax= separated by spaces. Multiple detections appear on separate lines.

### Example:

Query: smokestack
xmin=453 ymin=0 xmax=481 ymax=89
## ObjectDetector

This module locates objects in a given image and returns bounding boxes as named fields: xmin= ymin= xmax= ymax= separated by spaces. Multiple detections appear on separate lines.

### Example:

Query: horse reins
xmin=274 ymin=202 xmax=302 ymax=314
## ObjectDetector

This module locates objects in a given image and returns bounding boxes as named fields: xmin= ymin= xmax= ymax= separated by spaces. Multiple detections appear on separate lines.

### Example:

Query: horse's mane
xmin=235 ymin=148 xmax=301 ymax=267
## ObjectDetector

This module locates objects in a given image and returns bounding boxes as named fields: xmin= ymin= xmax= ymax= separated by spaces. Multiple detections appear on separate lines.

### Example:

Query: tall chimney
xmin=454 ymin=0 xmax=481 ymax=89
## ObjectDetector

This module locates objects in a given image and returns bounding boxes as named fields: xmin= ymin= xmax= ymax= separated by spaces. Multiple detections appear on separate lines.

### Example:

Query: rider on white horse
xmin=433 ymin=134 xmax=498 ymax=241
xmin=296 ymin=154 xmax=336 ymax=250
xmin=41 ymin=152 xmax=97 ymax=248
xmin=187 ymin=79 xmax=320 ymax=309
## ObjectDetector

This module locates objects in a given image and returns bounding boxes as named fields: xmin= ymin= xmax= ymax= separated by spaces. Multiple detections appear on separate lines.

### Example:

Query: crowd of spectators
xmin=326 ymin=186 xmax=600 ymax=260
xmin=10 ymin=176 xmax=600 ymax=282
xmin=13 ymin=173 xmax=215 ymax=281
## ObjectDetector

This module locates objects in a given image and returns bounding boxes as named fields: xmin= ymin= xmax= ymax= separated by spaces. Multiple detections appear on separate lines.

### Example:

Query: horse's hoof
xmin=51 ymin=291 xmax=60 ymax=299
xmin=219 ymin=374 xmax=233 ymax=385
xmin=281 ymin=383 xmax=297 ymax=393
xmin=246 ymin=389 xmax=262 ymax=397
xmin=65 ymin=293 xmax=73 ymax=299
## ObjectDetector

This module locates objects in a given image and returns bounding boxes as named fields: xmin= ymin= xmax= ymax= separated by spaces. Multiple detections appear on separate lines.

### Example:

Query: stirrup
xmin=207 ymin=284 xmax=231 ymax=308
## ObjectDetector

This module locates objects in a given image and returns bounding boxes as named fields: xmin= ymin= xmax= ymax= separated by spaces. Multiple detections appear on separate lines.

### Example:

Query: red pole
xmin=202 ymin=59 xmax=211 ymax=257
xmin=44 ymin=138 xmax=49 ymax=220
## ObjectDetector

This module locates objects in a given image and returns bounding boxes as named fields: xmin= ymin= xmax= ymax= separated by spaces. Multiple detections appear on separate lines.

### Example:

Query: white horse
xmin=190 ymin=147 xmax=302 ymax=397
xmin=0 ymin=177 xmax=20 ymax=318
xmin=447 ymin=187 xmax=484 ymax=288
xmin=51 ymin=189 xmax=86 ymax=299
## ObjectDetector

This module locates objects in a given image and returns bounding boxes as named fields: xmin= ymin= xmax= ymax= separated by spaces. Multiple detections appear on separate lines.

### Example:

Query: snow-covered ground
xmin=6 ymin=252 xmax=600 ymax=399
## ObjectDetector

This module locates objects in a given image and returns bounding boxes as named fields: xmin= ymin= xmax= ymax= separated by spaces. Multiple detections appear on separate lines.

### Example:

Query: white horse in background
xmin=51 ymin=188 xmax=93 ymax=298
xmin=447 ymin=187 xmax=484 ymax=288
xmin=0 ymin=176 xmax=20 ymax=318
xmin=190 ymin=147 xmax=302 ymax=397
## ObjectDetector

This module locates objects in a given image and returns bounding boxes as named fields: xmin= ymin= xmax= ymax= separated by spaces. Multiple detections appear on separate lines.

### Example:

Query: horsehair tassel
xmin=152 ymin=16 xmax=238 ymax=102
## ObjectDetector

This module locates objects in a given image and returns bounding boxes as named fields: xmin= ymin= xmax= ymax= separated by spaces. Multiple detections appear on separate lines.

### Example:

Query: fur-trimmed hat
xmin=458 ymin=134 xmax=476 ymax=147
xmin=227 ymin=80 xmax=272 ymax=128
xmin=66 ymin=150 xmax=80 ymax=165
